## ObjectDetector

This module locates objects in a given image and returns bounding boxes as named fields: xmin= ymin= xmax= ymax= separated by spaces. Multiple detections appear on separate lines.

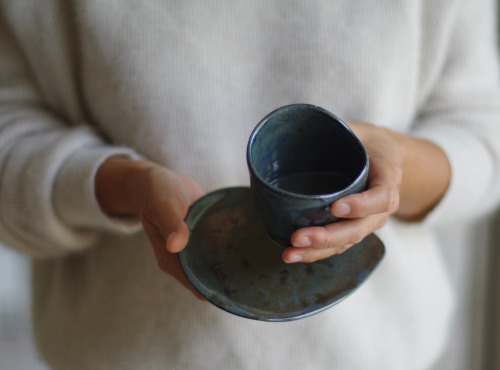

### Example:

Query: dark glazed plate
xmin=178 ymin=187 xmax=385 ymax=322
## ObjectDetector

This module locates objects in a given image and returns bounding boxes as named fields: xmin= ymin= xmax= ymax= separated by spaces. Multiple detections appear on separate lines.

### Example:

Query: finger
xmin=331 ymin=185 xmax=398 ymax=218
xmin=282 ymin=243 xmax=354 ymax=263
xmin=143 ymin=196 xmax=190 ymax=252
xmin=291 ymin=214 xmax=389 ymax=250
xmin=331 ymin=161 xmax=401 ymax=218
xmin=165 ymin=221 xmax=190 ymax=253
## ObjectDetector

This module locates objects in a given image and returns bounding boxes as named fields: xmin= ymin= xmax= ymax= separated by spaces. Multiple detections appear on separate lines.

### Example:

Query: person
xmin=1 ymin=1 xmax=500 ymax=369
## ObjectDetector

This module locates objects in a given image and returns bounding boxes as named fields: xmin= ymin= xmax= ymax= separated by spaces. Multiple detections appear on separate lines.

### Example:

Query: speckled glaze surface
xmin=247 ymin=104 xmax=369 ymax=246
xmin=178 ymin=187 xmax=385 ymax=322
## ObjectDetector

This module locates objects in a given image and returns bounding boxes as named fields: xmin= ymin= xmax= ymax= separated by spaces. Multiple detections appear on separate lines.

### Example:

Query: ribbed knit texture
xmin=1 ymin=0 xmax=500 ymax=369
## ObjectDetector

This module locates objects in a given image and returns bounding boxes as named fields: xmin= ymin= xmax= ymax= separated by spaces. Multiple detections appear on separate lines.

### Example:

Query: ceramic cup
xmin=246 ymin=104 xmax=369 ymax=247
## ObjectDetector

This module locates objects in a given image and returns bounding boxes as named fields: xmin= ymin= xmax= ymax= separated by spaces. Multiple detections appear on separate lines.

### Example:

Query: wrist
xmin=391 ymin=130 xmax=450 ymax=219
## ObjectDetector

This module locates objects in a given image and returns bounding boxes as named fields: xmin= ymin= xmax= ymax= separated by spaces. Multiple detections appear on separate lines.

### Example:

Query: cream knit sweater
xmin=1 ymin=1 xmax=500 ymax=369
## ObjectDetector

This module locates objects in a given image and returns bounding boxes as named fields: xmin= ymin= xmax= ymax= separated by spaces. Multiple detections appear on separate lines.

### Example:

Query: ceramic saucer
xmin=178 ymin=187 xmax=385 ymax=322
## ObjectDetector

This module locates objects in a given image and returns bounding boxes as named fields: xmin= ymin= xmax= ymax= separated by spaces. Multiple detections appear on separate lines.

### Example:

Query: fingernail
xmin=333 ymin=203 xmax=350 ymax=217
xmin=293 ymin=235 xmax=311 ymax=247
xmin=287 ymin=254 xmax=303 ymax=263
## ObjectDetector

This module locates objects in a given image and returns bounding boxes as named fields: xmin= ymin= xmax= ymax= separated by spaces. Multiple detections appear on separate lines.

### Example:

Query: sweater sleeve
xmin=0 ymin=15 xmax=142 ymax=258
xmin=410 ymin=0 xmax=500 ymax=226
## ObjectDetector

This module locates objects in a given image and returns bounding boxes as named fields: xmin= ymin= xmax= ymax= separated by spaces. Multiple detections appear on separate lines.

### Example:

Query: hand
xmin=96 ymin=157 xmax=205 ymax=299
xmin=281 ymin=122 xmax=450 ymax=263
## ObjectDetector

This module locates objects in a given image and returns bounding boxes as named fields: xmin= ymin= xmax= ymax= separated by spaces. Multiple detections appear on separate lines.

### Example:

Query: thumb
xmin=166 ymin=221 xmax=190 ymax=253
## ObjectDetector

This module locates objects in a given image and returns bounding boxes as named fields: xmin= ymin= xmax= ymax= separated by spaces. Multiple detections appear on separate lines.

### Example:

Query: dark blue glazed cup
xmin=247 ymin=104 xmax=369 ymax=247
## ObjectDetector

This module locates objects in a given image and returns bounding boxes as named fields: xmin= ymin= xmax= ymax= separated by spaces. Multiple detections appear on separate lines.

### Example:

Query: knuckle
xmin=385 ymin=160 xmax=403 ymax=182
xmin=380 ymin=191 xmax=392 ymax=211
xmin=315 ymin=228 xmax=332 ymax=249
xmin=389 ymin=195 xmax=400 ymax=214
xmin=379 ymin=188 xmax=400 ymax=214
xmin=392 ymin=162 xmax=403 ymax=180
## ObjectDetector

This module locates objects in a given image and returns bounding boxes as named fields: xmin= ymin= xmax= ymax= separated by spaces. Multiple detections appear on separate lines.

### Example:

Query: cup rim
xmin=246 ymin=104 xmax=369 ymax=200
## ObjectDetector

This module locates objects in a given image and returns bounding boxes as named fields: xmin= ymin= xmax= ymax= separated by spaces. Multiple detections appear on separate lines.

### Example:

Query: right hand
xmin=95 ymin=157 xmax=205 ymax=299
xmin=283 ymin=122 xmax=450 ymax=264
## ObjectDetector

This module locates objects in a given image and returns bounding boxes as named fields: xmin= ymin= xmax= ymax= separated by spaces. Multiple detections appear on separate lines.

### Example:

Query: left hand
xmin=282 ymin=120 xmax=451 ymax=263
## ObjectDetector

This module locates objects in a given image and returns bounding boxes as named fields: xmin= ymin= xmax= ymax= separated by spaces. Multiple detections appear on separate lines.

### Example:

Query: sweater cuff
xmin=53 ymin=146 xmax=143 ymax=233
xmin=411 ymin=125 xmax=494 ymax=226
